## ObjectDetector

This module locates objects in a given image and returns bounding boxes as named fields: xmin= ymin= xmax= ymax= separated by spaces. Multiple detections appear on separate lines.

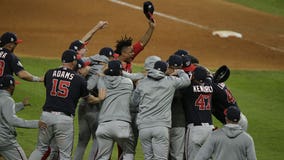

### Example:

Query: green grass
xmin=227 ymin=0 xmax=284 ymax=16
xmin=11 ymin=57 xmax=284 ymax=160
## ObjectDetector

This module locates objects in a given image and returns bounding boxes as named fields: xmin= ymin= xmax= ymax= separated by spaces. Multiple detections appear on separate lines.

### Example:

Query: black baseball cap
xmin=182 ymin=55 xmax=191 ymax=67
xmin=61 ymin=49 xmax=77 ymax=63
xmin=193 ymin=66 xmax=208 ymax=83
xmin=167 ymin=55 xmax=183 ymax=68
xmin=99 ymin=47 xmax=114 ymax=58
xmin=0 ymin=75 xmax=15 ymax=89
xmin=225 ymin=106 xmax=241 ymax=123
xmin=69 ymin=40 xmax=88 ymax=52
xmin=154 ymin=61 xmax=168 ymax=73
xmin=104 ymin=60 xmax=123 ymax=76
xmin=0 ymin=32 xmax=23 ymax=47
xmin=76 ymin=59 xmax=85 ymax=70
xmin=174 ymin=49 xmax=189 ymax=57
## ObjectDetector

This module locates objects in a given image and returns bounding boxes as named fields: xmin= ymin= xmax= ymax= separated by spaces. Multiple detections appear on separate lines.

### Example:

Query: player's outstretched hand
xmin=38 ymin=120 xmax=47 ymax=129
xmin=39 ymin=76 xmax=44 ymax=82
xmin=148 ymin=20 xmax=155 ymax=28
xmin=96 ymin=21 xmax=108 ymax=30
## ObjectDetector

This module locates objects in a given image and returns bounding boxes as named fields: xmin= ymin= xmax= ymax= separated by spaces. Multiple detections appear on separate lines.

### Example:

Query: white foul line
xmin=109 ymin=0 xmax=284 ymax=53
xmin=109 ymin=0 xmax=211 ymax=30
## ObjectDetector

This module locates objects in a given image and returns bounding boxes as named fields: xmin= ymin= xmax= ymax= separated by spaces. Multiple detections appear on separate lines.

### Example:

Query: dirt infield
xmin=0 ymin=0 xmax=283 ymax=70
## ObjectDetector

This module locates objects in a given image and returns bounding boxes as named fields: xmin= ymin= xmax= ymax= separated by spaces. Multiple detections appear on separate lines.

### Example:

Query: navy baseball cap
xmin=105 ymin=60 xmax=123 ymax=76
xmin=99 ymin=47 xmax=114 ymax=58
xmin=193 ymin=66 xmax=208 ymax=83
xmin=225 ymin=106 xmax=241 ymax=122
xmin=154 ymin=61 xmax=168 ymax=73
xmin=61 ymin=49 xmax=77 ymax=63
xmin=0 ymin=32 xmax=23 ymax=47
xmin=76 ymin=59 xmax=85 ymax=69
xmin=167 ymin=55 xmax=183 ymax=68
xmin=174 ymin=49 xmax=189 ymax=57
xmin=69 ymin=40 xmax=88 ymax=52
xmin=182 ymin=55 xmax=191 ymax=67
xmin=0 ymin=75 xmax=15 ymax=89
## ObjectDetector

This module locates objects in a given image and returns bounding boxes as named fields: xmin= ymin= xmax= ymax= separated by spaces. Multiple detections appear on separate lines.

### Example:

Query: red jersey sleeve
xmin=132 ymin=41 xmax=144 ymax=59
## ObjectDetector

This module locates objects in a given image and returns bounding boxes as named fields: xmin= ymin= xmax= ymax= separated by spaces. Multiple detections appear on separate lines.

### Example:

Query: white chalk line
xmin=109 ymin=0 xmax=284 ymax=53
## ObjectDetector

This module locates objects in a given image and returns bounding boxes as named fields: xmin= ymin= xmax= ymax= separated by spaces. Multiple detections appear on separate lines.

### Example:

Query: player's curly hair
xmin=115 ymin=35 xmax=133 ymax=55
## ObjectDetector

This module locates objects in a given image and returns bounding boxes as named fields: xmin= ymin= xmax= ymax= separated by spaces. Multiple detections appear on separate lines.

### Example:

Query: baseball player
xmin=131 ymin=60 xmax=190 ymax=160
xmin=166 ymin=55 xmax=187 ymax=160
xmin=0 ymin=75 xmax=47 ymax=160
xmin=181 ymin=66 xmax=214 ymax=160
xmin=67 ymin=21 xmax=108 ymax=160
xmin=28 ymin=49 xmax=106 ymax=160
xmin=74 ymin=48 xmax=113 ymax=160
xmin=0 ymin=32 xmax=43 ymax=82
xmin=211 ymin=81 xmax=248 ymax=131
xmin=94 ymin=60 xmax=135 ymax=160
xmin=114 ymin=19 xmax=155 ymax=159
xmin=114 ymin=19 xmax=155 ymax=72
xmin=194 ymin=106 xmax=257 ymax=160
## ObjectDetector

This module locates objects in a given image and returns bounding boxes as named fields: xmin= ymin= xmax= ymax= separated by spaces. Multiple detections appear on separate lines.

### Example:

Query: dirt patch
xmin=0 ymin=0 xmax=283 ymax=70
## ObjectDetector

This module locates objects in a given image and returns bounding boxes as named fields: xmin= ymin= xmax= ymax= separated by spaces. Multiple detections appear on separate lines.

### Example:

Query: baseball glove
xmin=213 ymin=65 xmax=230 ymax=83
xmin=143 ymin=1 xmax=155 ymax=22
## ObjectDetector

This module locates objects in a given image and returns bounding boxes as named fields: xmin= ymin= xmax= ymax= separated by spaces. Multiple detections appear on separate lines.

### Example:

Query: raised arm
xmin=139 ymin=20 xmax=155 ymax=47
xmin=81 ymin=21 xmax=108 ymax=42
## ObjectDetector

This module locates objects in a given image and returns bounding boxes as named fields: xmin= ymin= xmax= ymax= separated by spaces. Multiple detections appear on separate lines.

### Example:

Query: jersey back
xmin=182 ymin=80 xmax=213 ymax=125
xmin=212 ymin=82 xmax=238 ymax=124
xmin=43 ymin=67 xmax=89 ymax=116
xmin=0 ymin=48 xmax=24 ymax=77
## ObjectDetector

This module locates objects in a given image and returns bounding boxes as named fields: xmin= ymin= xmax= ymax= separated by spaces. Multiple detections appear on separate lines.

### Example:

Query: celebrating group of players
xmin=0 ymin=17 xmax=257 ymax=160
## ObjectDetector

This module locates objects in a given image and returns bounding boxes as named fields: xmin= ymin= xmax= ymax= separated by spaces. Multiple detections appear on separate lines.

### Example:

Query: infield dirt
xmin=0 ymin=0 xmax=284 ymax=70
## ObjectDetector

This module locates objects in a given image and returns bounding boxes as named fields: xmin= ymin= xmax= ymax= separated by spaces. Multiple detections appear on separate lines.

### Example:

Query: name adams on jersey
xmin=52 ymin=70 xmax=75 ymax=80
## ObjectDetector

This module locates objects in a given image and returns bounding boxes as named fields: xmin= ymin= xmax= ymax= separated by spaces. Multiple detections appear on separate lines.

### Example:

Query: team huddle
xmin=0 ymin=11 xmax=257 ymax=160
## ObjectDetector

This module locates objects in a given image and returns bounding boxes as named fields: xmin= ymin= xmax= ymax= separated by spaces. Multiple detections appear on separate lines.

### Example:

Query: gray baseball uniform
xmin=194 ymin=124 xmax=257 ymax=160
xmin=95 ymin=75 xmax=134 ymax=160
xmin=131 ymin=68 xmax=190 ymax=160
xmin=74 ymin=54 xmax=108 ymax=160
xmin=119 ymin=55 xmax=161 ymax=160
xmin=0 ymin=90 xmax=38 ymax=160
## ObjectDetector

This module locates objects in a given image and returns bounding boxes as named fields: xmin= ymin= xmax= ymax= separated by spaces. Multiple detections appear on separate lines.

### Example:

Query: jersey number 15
xmin=50 ymin=79 xmax=71 ymax=98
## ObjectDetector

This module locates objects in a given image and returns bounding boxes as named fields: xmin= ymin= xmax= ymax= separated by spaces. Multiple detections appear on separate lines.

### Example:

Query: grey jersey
xmin=131 ymin=69 xmax=190 ymax=130
xmin=122 ymin=71 xmax=144 ymax=81
xmin=194 ymin=124 xmax=257 ymax=160
xmin=97 ymin=75 xmax=133 ymax=123
xmin=0 ymin=90 xmax=38 ymax=148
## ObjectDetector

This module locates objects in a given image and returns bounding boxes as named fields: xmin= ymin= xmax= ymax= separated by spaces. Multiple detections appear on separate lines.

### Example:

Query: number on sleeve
xmin=50 ymin=79 xmax=71 ymax=98
xmin=0 ymin=60 xmax=5 ymax=76
xmin=195 ymin=94 xmax=211 ymax=110
xmin=225 ymin=89 xmax=236 ymax=104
